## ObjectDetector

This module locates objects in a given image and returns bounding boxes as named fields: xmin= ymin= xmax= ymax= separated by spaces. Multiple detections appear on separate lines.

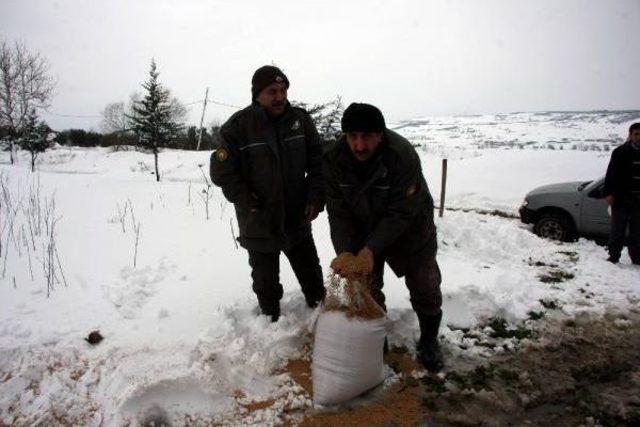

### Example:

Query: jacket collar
xmin=336 ymin=136 xmax=389 ymax=193
xmin=336 ymin=134 xmax=388 ymax=173
xmin=251 ymin=101 xmax=293 ymax=125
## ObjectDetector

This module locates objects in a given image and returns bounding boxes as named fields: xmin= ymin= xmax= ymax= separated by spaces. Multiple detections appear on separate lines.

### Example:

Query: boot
xmin=304 ymin=287 xmax=325 ymax=308
xmin=257 ymin=296 xmax=280 ymax=322
xmin=265 ymin=305 xmax=280 ymax=322
xmin=416 ymin=311 xmax=444 ymax=372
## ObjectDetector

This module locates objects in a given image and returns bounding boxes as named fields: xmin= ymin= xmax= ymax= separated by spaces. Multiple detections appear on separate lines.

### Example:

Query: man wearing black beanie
xmin=210 ymin=65 xmax=325 ymax=322
xmin=323 ymin=103 xmax=444 ymax=371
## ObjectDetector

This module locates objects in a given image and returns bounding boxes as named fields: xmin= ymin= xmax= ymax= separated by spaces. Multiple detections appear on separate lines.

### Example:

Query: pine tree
xmin=291 ymin=95 xmax=344 ymax=144
xmin=128 ymin=59 xmax=182 ymax=181
xmin=18 ymin=108 xmax=49 ymax=171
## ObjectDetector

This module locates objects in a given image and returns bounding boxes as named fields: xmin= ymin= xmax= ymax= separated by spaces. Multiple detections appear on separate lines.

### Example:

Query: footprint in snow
xmin=117 ymin=377 xmax=233 ymax=426
xmin=105 ymin=258 xmax=176 ymax=319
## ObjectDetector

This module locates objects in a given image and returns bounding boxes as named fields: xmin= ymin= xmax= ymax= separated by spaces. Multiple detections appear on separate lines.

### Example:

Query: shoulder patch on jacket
xmin=406 ymin=184 xmax=417 ymax=198
xmin=215 ymin=148 xmax=228 ymax=162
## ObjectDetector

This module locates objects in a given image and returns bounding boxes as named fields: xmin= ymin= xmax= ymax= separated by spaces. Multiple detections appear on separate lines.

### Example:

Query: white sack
xmin=312 ymin=311 xmax=387 ymax=406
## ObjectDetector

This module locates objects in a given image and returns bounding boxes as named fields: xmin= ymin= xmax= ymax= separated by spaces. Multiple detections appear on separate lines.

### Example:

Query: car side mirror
xmin=588 ymin=186 xmax=604 ymax=199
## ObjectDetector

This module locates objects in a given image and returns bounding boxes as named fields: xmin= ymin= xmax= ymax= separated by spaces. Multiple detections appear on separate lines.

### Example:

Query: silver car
xmin=519 ymin=177 xmax=610 ymax=241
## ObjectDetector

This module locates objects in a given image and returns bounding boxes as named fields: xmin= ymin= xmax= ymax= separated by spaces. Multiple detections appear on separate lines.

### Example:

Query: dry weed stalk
xmin=0 ymin=173 xmax=66 ymax=293
xmin=125 ymin=199 xmax=142 ymax=268
xmin=219 ymin=200 xmax=228 ymax=220
xmin=229 ymin=218 xmax=238 ymax=249
xmin=116 ymin=202 xmax=129 ymax=233
xmin=133 ymin=221 xmax=141 ymax=268
xmin=39 ymin=198 xmax=67 ymax=296
xmin=197 ymin=164 xmax=213 ymax=220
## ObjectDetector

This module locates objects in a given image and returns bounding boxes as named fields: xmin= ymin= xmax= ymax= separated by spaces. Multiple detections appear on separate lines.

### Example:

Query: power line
xmin=43 ymin=95 xmax=242 ymax=120
xmin=207 ymin=98 xmax=242 ymax=110
xmin=46 ymin=112 xmax=103 ymax=118
xmin=186 ymin=98 xmax=243 ymax=110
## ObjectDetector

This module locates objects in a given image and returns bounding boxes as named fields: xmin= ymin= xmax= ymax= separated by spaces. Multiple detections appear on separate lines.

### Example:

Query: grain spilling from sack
xmin=312 ymin=252 xmax=388 ymax=406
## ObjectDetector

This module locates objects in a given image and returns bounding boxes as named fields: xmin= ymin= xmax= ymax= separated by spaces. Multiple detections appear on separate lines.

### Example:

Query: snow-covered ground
xmin=1 ymin=110 xmax=639 ymax=425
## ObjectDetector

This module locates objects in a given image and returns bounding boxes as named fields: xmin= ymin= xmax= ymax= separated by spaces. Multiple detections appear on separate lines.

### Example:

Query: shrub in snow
xmin=312 ymin=253 xmax=387 ymax=406
xmin=17 ymin=108 xmax=51 ymax=171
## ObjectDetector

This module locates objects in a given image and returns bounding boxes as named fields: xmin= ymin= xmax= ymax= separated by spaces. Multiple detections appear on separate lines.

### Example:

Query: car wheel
xmin=534 ymin=213 xmax=576 ymax=242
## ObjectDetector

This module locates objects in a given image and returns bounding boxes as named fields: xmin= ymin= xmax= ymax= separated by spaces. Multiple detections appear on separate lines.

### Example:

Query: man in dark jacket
xmin=210 ymin=65 xmax=325 ymax=321
xmin=603 ymin=122 xmax=640 ymax=264
xmin=323 ymin=103 xmax=443 ymax=371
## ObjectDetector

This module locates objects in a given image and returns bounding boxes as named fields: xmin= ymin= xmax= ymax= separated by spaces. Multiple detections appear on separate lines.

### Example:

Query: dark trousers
xmin=248 ymin=236 xmax=325 ymax=310
xmin=609 ymin=197 xmax=640 ymax=263
xmin=370 ymin=256 xmax=443 ymax=318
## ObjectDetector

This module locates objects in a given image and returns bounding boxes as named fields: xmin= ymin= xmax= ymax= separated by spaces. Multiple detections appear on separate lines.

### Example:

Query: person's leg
xmin=248 ymin=250 xmax=283 ymax=321
xmin=405 ymin=256 xmax=443 ymax=371
xmin=627 ymin=198 xmax=640 ymax=264
xmin=608 ymin=201 xmax=630 ymax=263
xmin=369 ymin=258 xmax=386 ymax=312
xmin=283 ymin=236 xmax=325 ymax=307
xmin=368 ymin=259 xmax=388 ymax=353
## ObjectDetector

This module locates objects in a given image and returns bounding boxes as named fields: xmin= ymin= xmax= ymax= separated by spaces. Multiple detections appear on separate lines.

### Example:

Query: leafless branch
xmin=133 ymin=221 xmax=141 ymax=268
xmin=0 ymin=38 xmax=55 ymax=138
xmin=197 ymin=164 xmax=213 ymax=220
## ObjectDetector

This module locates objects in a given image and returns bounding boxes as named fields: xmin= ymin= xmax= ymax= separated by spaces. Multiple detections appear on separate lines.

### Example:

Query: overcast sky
xmin=2 ymin=0 xmax=639 ymax=130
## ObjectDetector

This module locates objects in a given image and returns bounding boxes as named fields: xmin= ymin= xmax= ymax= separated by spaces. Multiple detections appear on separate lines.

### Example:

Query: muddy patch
xmin=295 ymin=312 xmax=640 ymax=426
xmin=420 ymin=314 xmax=640 ymax=426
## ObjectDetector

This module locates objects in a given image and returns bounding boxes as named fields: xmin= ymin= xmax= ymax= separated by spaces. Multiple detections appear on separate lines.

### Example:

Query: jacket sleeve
xmin=603 ymin=147 xmax=621 ymax=197
xmin=304 ymin=112 xmax=325 ymax=209
xmin=366 ymin=150 xmax=428 ymax=256
xmin=323 ymin=154 xmax=358 ymax=254
xmin=210 ymin=122 xmax=254 ymax=209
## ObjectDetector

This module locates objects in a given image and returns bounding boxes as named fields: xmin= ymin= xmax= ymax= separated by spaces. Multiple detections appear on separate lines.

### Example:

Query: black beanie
xmin=251 ymin=65 xmax=289 ymax=101
xmin=341 ymin=103 xmax=386 ymax=132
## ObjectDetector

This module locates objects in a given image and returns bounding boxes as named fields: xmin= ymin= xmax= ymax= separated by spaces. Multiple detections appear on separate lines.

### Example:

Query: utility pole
xmin=196 ymin=87 xmax=209 ymax=151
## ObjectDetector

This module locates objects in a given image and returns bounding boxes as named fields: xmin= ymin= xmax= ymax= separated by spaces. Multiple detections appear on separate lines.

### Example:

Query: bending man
xmin=323 ymin=103 xmax=444 ymax=371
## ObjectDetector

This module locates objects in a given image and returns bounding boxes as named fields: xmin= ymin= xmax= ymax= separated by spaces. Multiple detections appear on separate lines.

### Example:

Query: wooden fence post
xmin=439 ymin=158 xmax=447 ymax=218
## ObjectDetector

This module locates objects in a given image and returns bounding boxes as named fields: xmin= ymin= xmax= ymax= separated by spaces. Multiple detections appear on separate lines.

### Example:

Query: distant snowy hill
xmin=392 ymin=110 xmax=640 ymax=159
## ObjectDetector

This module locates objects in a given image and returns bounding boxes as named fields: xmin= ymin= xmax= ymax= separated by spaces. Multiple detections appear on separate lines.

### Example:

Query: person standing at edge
xmin=323 ymin=103 xmax=444 ymax=371
xmin=210 ymin=65 xmax=326 ymax=321
xmin=603 ymin=122 xmax=640 ymax=265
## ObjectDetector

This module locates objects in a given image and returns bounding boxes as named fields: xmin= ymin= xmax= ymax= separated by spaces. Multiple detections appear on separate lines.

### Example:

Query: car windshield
xmin=581 ymin=177 xmax=605 ymax=193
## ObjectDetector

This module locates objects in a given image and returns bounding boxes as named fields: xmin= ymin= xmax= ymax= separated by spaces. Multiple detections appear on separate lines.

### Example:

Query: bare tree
xmin=168 ymin=96 xmax=187 ymax=123
xmin=0 ymin=39 xmax=55 ymax=164
xmin=101 ymin=101 xmax=127 ymax=134
xmin=101 ymin=101 xmax=129 ymax=151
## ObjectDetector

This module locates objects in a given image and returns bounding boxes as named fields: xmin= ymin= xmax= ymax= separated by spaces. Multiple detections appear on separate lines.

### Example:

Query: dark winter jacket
xmin=323 ymin=129 xmax=437 ymax=276
xmin=210 ymin=102 xmax=324 ymax=252
xmin=604 ymin=141 xmax=640 ymax=202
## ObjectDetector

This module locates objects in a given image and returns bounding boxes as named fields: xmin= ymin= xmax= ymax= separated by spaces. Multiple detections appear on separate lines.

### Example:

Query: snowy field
xmin=1 ymin=111 xmax=639 ymax=425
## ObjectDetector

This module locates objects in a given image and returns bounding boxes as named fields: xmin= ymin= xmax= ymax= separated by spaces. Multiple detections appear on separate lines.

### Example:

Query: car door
xmin=579 ymin=178 xmax=610 ymax=237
